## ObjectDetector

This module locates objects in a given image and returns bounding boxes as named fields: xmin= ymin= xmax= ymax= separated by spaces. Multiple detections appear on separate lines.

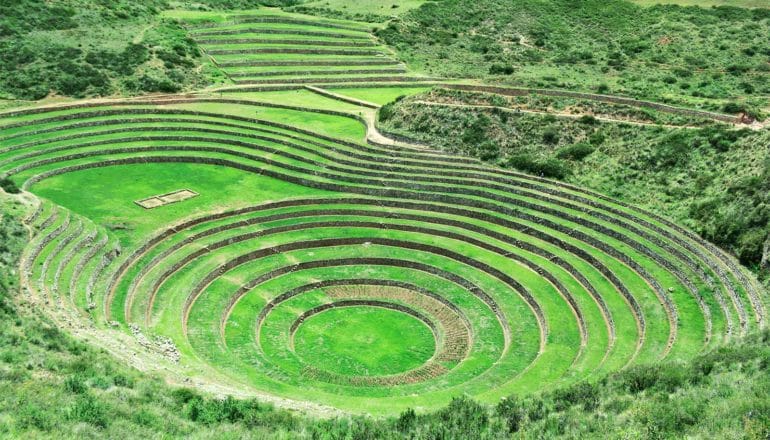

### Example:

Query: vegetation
xmin=0 ymin=1 xmax=768 ymax=438
xmin=288 ymin=0 xmax=430 ymax=22
xmin=0 ymin=94 xmax=762 ymax=415
xmin=0 ymin=193 xmax=768 ymax=437
xmin=632 ymin=0 xmax=770 ymax=7
xmin=379 ymin=88 xmax=770 ymax=267
xmin=0 ymin=0 xmax=212 ymax=100
xmin=378 ymin=0 xmax=770 ymax=109
xmin=182 ymin=9 xmax=415 ymax=87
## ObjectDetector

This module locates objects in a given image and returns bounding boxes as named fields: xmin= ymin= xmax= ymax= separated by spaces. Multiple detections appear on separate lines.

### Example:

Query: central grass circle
xmin=293 ymin=306 xmax=437 ymax=377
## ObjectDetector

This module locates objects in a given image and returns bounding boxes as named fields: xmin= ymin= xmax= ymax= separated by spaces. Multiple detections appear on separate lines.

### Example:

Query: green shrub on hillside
xmin=0 ymin=178 xmax=20 ymax=194
xmin=556 ymin=142 xmax=595 ymax=161
xmin=505 ymin=154 xmax=570 ymax=179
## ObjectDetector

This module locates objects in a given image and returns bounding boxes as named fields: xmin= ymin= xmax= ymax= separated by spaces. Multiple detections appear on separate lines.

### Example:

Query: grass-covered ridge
xmin=176 ymin=8 xmax=442 ymax=88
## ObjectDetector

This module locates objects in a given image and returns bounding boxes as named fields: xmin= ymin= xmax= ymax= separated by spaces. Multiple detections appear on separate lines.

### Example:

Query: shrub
xmin=589 ymin=132 xmax=606 ymax=145
xmin=551 ymin=382 xmax=600 ymax=411
xmin=434 ymin=396 xmax=490 ymax=438
xmin=68 ymin=394 xmax=109 ymax=428
xmin=475 ymin=141 xmax=500 ymax=161
xmin=0 ymin=178 xmax=20 ymax=194
xmin=506 ymin=154 xmax=569 ymax=179
xmin=496 ymin=396 xmax=525 ymax=432
xmin=557 ymin=142 xmax=595 ymax=161
xmin=396 ymin=408 xmax=416 ymax=432
xmin=577 ymin=114 xmax=598 ymax=125
xmin=723 ymin=102 xmax=745 ymax=114
xmin=542 ymin=127 xmax=560 ymax=144
xmin=64 ymin=375 xmax=87 ymax=394
xmin=489 ymin=63 xmax=515 ymax=75
xmin=648 ymin=131 xmax=691 ymax=169
xmin=378 ymin=95 xmax=406 ymax=123
xmin=461 ymin=114 xmax=492 ymax=145
xmin=616 ymin=364 xmax=660 ymax=393
xmin=736 ymin=227 xmax=768 ymax=265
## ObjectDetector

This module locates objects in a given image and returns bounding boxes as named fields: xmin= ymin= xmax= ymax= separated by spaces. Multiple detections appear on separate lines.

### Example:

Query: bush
xmin=0 ymin=178 xmax=20 ymax=194
xmin=68 ymin=394 xmax=109 ymax=428
xmin=506 ymin=154 xmax=569 ymax=179
xmin=736 ymin=227 xmax=768 ymax=265
xmin=462 ymin=114 xmax=492 ymax=145
xmin=616 ymin=365 xmax=661 ymax=393
xmin=475 ymin=141 xmax=500 ymax=161
xmin=496 ymin=396 xmax=525 ymax=432
xmin=551 ymin=382 xmax=600 ymax=411
xmin=489 ymin=63 xmax=515 ymax=75
xmin=378 ymin=103 xmax=396 ymax=122
xmin=723 ymin=102 xmax=745 ymax=114
xmin=542 ymin=127 xmax=560 ymax=144
xmin=577 ymin=114 xmax=598 ymax=125
xmin=64 ymin=375 xmax=87 ymax=394
xmin=557 ymin=142 xmax=595 ymax=161
xmin=434 ymin=396 xmax=490 ymax=438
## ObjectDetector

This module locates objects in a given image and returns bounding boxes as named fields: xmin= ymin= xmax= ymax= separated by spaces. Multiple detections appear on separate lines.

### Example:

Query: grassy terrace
xmin=1 ymin=91 xmax=764 ymax=414
xmin=177 ymin=9 xmax=437 ymax=87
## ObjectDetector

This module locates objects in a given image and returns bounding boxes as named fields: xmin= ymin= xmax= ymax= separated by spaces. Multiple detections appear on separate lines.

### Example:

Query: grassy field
xmin=632 ymin=0 xmax=770 ymax=7
xmin=293 ymin=306 xmax=437 ymax=376
xmin=301 ymin=0 xmax=430 ymax=15
xmin=294 ymin=0 xmax=431 ymax=19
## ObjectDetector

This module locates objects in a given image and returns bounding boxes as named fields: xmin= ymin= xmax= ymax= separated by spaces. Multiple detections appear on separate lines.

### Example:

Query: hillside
xmin=378 ymin=87 xmax=770 ymax=268
xmin=0 ymin=0 xmax=768 ymax=438
xmin=378 ymin=0 xmax=770 ymax=112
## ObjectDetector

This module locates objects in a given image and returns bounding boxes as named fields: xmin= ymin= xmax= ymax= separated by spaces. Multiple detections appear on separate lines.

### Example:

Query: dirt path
xmin=410 ymin=100 xmax=704 ymax=129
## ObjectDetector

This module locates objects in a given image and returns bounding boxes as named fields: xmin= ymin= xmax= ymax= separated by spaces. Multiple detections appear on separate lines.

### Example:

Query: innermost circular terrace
xmin=293 ymin=304 xmax=437 ymax=377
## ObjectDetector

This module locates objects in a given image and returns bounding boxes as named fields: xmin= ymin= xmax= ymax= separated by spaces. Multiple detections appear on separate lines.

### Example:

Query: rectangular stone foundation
xmin=135 ymin=189 xmax=199 ymax=209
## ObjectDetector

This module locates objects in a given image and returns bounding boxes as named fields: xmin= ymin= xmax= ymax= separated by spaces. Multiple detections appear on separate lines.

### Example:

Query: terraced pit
xmin=186 ymin=11 xmax=433 ymax=87
xmin=2 ymin=95 xmax=766 ymax=414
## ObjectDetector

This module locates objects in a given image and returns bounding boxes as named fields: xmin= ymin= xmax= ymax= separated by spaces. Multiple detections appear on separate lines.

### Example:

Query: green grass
xmin=631 ymin=0 xmax=770 ymax=7
xmin=298 ymin=0 xmax=431 ymax=17
xmin=0 ymin=0 xmax=767 ymax=437
xmin=2 ymin=191 xmax=768 ymax=439
xmin=29 ymin=163 xmax=330 ymax=247
xmin=221 ymin=89 xmax=369 ymax=113
xmin=294 ymin=306 xmax=437 ymax=377
xmin=180 ymin=9 xmax=408 ymax=87
xmin=326 ymin=86 xmax=432 ymax=105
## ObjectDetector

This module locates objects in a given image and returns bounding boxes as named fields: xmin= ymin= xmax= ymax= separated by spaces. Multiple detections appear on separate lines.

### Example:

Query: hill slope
xmin=378 ymin=0 xmax=770 ymax=112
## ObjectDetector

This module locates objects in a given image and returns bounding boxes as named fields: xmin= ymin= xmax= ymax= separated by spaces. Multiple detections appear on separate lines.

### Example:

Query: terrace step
xmin=2 ymin=97 xmax=760 ymax=413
